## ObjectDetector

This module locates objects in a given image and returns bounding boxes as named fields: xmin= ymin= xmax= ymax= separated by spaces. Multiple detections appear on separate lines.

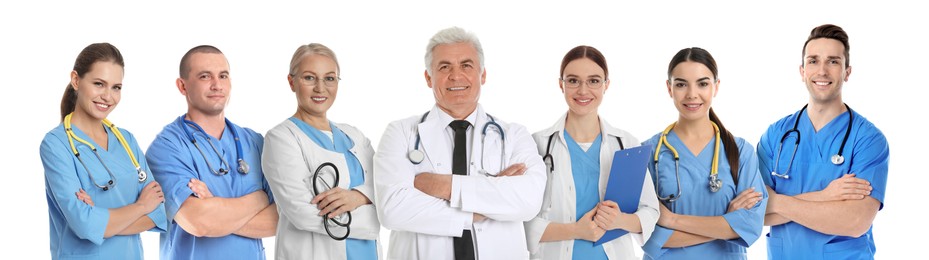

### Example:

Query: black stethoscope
xmin=312 ymin=162 xmax=351 ymax=240
xmin=541 ymin=132 xmax=624 ymax=172
xmin=771 ymin=104 xmax=853 ymax=179
xmin=286 ymin=124 xmax=354 ymax=240
xmin=179 ymin=115 xmax=249 ymax=177
xmin=408 ymin=112 xmax=506 ymax=176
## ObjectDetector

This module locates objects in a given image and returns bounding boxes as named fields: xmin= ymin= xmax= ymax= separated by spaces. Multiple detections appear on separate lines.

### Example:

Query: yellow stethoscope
xmin=653 ymin=122 xmax=721 ymax=203
xmin=64 ymin=113 xmax=146 ymax=191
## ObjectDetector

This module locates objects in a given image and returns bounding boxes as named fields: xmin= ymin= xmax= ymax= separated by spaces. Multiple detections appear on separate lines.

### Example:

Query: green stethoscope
xmin=64 ymin=113 xmax=146 ymax=191
xmin=653 ymin=122 xmax=721 ymax=203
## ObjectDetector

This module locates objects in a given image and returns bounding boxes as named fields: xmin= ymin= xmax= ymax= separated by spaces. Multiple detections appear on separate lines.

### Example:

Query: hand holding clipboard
xmin=593 ymin=145 xmax=650 ymax=246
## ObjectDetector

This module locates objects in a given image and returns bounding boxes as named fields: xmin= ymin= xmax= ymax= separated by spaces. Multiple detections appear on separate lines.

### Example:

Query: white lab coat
xmin=262 ymin=120 xmax=382 ymax=260
xmin=526 ymin=114 xmax=660 ymax=260
xmin=374 ymin=105 xmax=547 ymax=260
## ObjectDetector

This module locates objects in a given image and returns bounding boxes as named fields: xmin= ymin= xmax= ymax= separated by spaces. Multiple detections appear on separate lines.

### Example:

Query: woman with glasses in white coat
xmin=262 ymin=43 xmax=380 ymax=260
xmin=526 ymin=45 xmax=660 ymax=259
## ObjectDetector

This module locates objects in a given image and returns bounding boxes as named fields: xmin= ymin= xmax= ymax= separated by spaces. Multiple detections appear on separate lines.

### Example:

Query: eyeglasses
xmin=561 ymin=77 xmax=606 ymax=89
xmin=294 ymin=74 xmax=341 ymax=87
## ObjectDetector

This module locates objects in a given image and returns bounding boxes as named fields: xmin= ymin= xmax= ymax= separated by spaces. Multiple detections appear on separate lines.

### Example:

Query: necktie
xmin=449 ymin=120 xmax=474 ymax=260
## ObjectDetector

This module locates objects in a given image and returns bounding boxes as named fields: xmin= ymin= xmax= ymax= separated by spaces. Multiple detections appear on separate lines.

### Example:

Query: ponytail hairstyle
xmin=667 ymin=47 xmax=740 ymax=183
xmin=60 ymin=43 xmax=125 ymax=121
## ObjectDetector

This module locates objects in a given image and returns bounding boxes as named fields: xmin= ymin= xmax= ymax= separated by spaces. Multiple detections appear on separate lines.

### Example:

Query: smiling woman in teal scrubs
xmin=40 ymin=42 xmax=167 ymax=259
xmin=641 ymin=47 xmax=766 ymax=260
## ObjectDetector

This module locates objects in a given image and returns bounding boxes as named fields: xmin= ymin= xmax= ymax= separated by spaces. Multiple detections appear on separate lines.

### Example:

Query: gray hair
xmin=424 ymin=27 xmax=484 ymax=76
xmin=289 ymin=43 xmax=340 ymax=76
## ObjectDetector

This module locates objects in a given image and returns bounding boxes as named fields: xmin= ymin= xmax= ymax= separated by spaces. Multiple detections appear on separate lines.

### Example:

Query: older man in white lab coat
xmin=374 ymin=27 xmax=547 ymax=260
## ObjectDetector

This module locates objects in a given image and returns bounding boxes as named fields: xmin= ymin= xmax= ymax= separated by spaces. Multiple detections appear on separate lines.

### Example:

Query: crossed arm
xmin=764 ymin=174 xmax=878 ymax=237
xmin=75 ymin=181 xmax=165 ymax=238
xmin=176 ymin=179 xmax=277 ymax=238
xmin=658 ymin=187 xmax=764 ymax=248
xmin=413 ymin=163 xmax=529 ymax=222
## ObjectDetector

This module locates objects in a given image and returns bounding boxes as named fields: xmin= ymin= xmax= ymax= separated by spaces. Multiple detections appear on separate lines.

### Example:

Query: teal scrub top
xmin=642 ymin=131 xmax=767 ymax=260
xmin=146 ymin=116 xmax=272 ymax=260
xmin=758 ymin=108 xmax=889 ymax=260
xmin=41 ymin=123 xmax=167 ymax=260
xmin=564 ymin=131 xmax=607 ymax=260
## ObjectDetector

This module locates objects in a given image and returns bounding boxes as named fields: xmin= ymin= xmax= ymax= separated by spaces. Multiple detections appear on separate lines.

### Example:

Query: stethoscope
xmin=64 ymin=113 xmax=146 ymax=191
xmin=178 ymin=115 xmax=249 ymax=176
xmin=541 ymin=132 xmax=624 ymax=172
xmin=771 ymin=104 xmax=853 ymax=179
xmin=286 ymin=125 xmax=354 ymax=240
xmin=312 ymin=162 xmax=352 ymax=240
xmin=653 ymin=122 xmax=722 ymax=203
xmin=408 ymin=111 xmax=506 ymax=176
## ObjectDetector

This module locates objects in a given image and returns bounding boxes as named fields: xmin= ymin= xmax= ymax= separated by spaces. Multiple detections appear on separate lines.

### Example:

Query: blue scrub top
xmin=146 ymin=116 xmax=272 ymax=260
xmin=290 ymin=117 xmax=377 ymax=260
xmin=757 ymin=108 xmax=889 ymax=260
xmin=642 ymin=131 xmax=767 ymax=260
xmin=41 ymin=122 xmax=167 ymax=260
xmin=564 ymin=131 xmax=608 ymax=260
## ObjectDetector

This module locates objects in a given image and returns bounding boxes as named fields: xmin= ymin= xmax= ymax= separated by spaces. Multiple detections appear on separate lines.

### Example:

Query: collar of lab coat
xmin=537 ymin=112 xmax=628 ymax=147
xmin=417 ymin=104 xmax=487 ymax=168
xmin=540 ymin=113 xmax=633 ymax=197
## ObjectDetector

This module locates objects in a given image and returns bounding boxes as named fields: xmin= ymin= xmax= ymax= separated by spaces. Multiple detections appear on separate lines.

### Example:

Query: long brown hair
xmin=60 ymin=43 xmax=124 ymax=121
xmin=667 ymin=47 xmax=740 ymax=183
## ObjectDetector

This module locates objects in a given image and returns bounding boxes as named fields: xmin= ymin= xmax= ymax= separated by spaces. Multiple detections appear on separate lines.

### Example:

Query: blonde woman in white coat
xmin=262 ymin=43 xmax=380 ymax=260
xmin=526 ymin=45 xmax=660 ymax=260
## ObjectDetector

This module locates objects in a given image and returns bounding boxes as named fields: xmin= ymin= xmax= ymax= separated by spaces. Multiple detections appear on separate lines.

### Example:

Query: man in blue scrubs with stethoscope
xmin=757 ymin=24 xmax=890 ymax=259
xmin=145 ymin=45 xmax=279 ymax=260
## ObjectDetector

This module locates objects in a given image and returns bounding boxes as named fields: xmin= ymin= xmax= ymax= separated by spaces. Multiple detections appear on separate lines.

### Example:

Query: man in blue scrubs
xmin=146 ymin=45 xmax=278 ymax=260
xmin=758 ymin=24 xmax=890 ymax=259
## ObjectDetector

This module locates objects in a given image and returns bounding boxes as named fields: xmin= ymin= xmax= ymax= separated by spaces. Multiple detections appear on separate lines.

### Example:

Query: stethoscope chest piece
xmin=138 ymin=169 xmax=147 ymax=182
xmin=409 ymin=150 xmax=425 ymax=165
xmin=831 ymin=154 xmax=845 ymax=165
xmin=238 ymin=159 xmax=250 ymax=174
xmin=709 ymin=175 xmax=722 ymax=192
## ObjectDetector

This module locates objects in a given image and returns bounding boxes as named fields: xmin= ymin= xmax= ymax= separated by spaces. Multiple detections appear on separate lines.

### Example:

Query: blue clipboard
xmin=593 ymin=145 xmax=650 ymax=246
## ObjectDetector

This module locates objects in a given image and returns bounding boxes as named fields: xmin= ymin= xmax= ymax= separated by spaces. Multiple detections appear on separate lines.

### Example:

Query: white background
xmin=1 ymin=1 xmax=923 ymax=259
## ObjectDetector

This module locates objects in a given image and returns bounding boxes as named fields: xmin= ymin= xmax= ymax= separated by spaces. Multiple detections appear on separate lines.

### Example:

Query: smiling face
xmin=177 ymin=52 xmax=231 ymax=118
xmin=561 ymin=58 xmax=608 ymax=117
xmin=425 ymin=42 xmax=486 ymax=118
xmin=70 ymin=61 xmax=124 ymax=121
xmin=667 ymin=61 xmax=718 ymax=122
xmin=801 ymin=38 xmax=851 ymax=105
xmin=289 ymin=54 xmax=339 ymax=120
